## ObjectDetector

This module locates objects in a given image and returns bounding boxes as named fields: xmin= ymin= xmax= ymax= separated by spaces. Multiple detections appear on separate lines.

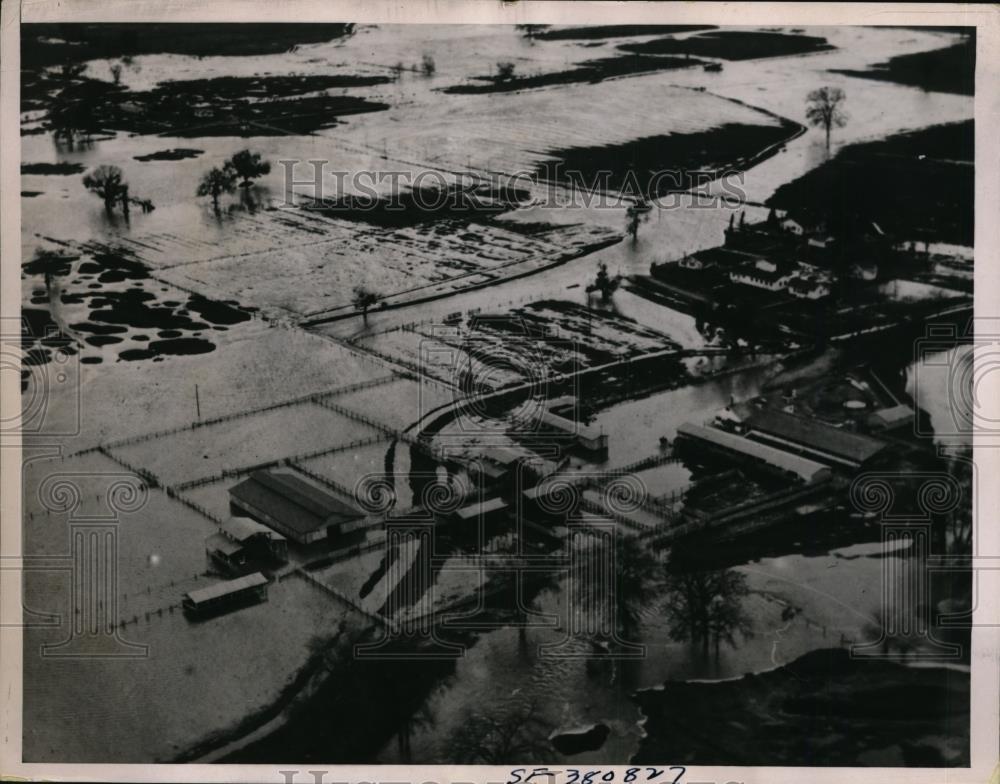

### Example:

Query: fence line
xmin=291 ymin=567 xmax=397 ymax=632
xmin=92 ymin=375 xmax=399 ymax=453
xmin=170 ymin=434 xmax=388 ymax=493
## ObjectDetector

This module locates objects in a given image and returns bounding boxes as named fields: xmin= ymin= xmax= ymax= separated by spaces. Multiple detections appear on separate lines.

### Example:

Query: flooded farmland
xmin=14 ymin=15 xmax=979 ymax=772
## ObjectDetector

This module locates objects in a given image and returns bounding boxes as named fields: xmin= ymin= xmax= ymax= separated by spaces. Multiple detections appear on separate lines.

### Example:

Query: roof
xmin=731 ymin=261 xmax=792 ymax=283
xmin=745 ymin=409 xmax=886 ymax=466
xmin=787 ymin=277 xmax=825 ymax=293
xmin=690 ymin=246 xmax=756 ymax=267
xmin=455 ymin=496 xmax=508 ymax=520
xmin=221 ymin=516 xmax=285 ymax=542
xmin=870 ymin=404 xmax=914 ymax=425
xmin=536 ymin=410 xmax=603 ymax=441
xmin=229 ymin=470 xmax=362 ymax=536
xmin=523 ymin=475 xmax=577 ymax=501
xmin=486 ymin=446 xmax=530 ymax=466
xmin=206 ymin=532 xmax=243 ymax=556
xmin=185 ymin=572 xmax=268 ymax=604
xmin=677 ymin=423 xmax=828 ymax=481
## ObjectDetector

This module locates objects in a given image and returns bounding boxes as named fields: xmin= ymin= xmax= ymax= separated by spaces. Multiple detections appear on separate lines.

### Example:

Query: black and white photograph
xmin=1 ymin=2 xmax=998 ymax=780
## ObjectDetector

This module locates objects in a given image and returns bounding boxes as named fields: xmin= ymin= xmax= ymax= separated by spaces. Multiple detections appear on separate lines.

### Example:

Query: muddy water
xmin=19 ymin=23 xmax=971 ymax=764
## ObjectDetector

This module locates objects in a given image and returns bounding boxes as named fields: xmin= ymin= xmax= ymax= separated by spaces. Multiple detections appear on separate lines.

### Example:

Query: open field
xmin=21 ymin=449 xmax=365 ymax=762
xmin=17 ymin=317 xmax=394 ymax=453
xmin=329 ymin=378 xmax=456 ymax=432
xmin=295 ymin=439 xmax=394 ymax=492
xmin=109 ymin=400 xmax=380 ymax=487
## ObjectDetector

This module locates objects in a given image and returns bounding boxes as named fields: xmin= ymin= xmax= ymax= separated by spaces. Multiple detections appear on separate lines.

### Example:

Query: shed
xmin=182 ymin=572 xmax=269 ymax=617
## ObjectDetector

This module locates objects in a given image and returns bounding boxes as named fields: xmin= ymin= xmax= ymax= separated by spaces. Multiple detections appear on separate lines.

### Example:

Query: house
xmin=206 ymin=516 xmax=288 ymax=574
xmin=787 ymin=276 xmax=831 ymax=300
xmin=676 ymin=246 xmax=755 ymax=271
xmin=228 ymin=470 xmax=365 ymax=546
xmin=729 ymin=259 xmax=794 ymax=292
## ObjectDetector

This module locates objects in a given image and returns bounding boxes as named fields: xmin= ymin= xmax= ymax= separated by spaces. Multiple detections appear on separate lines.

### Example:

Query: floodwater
xmin=19 ymin=22 xmax=973 ymax=764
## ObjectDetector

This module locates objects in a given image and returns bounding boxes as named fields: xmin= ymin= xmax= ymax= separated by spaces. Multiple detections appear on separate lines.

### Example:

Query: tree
xmin=577 ymin=533 xmax=661 ymax=644
xmin=625 ymin=205 xmax=647 ymax=242
xmin=108 ymin=61 xmax=123 ymax=85
xmin=662 ymin=568 xmax=753 ymax=657
xmin=82 ymin=165 xmax=126 ymax=214
xmin=352 ymin=285 xmax=380 ymax=322
xmin=196 ymin=166 xmax=237 ymax=210
xmin=225 ymin=149 xmax=270 ymax=188
xmin=421 ymin=54 xmax=437 ymax=76
xmin=496 ymin=61 xmax=516 ymax=81
xmin=805 ymin=86 xmax=847 ymax=154
xmin=446 ymin=702 xmax=550 ymax=764
xmin=610 ymin=535 xmax=661 ymax=641
xmin=586 ymin=262 xmax=622 ymax=302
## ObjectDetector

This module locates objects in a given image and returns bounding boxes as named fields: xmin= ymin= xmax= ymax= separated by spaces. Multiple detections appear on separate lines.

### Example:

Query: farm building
xmin=206 ymin=516 xmax=288 ymax=575
xmin=182 ymin=572 xmax=269 ymax=618
xmin=228 ymin=470 xmax=365 ymax=545
xmin=867 ymin=404 xmax=915 ymax=432
xmin=787 ymin=276 xmax=831 ymax=299
xmin=536 ymin=409 xmax=609 ymax=452
xmin=729 ymin=259 xmax=795 ymax=292
xmin=676 ymin=422 xmax=831 ymax=483
xmin=744 ymin=409 xmax=888 ymax=470
xmin=675 ymin=246 xmax=757 ymax=271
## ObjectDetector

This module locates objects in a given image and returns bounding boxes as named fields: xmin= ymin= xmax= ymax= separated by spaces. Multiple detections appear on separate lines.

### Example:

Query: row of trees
xmin=82 ymin=148 xmax=271 ymax=216
xmin=196 ymin=149 xmax=271 ymax=210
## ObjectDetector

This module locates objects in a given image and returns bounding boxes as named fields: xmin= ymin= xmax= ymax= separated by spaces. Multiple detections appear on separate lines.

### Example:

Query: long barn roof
xmin=229 ymin=470 xmax=362 ymax=536
xmin=745 ymin=409 xmax=886 ymax=466
xmin=677 ymin=422 xmax=828 ymax=481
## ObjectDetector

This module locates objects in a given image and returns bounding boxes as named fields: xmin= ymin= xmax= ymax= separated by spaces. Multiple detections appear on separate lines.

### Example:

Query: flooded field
xmin=18 ymin=19 xmax=975 ymax=767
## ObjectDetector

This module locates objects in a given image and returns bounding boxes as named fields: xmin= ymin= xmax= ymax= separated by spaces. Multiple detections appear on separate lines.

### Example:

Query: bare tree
xmin=82 ymin=165 xmax=126 ymax=214
xmin=805 ymin=86 xmax=847 ymax=154
xmin=421 ymin=54 xmax=437 ymax=77
xmin=446 ymin=702 xmax=550 ymax=764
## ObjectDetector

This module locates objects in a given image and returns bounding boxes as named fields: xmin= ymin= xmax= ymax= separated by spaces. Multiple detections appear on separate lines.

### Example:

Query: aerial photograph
xmin=14 ymin=18 xmax=976 ymax=768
